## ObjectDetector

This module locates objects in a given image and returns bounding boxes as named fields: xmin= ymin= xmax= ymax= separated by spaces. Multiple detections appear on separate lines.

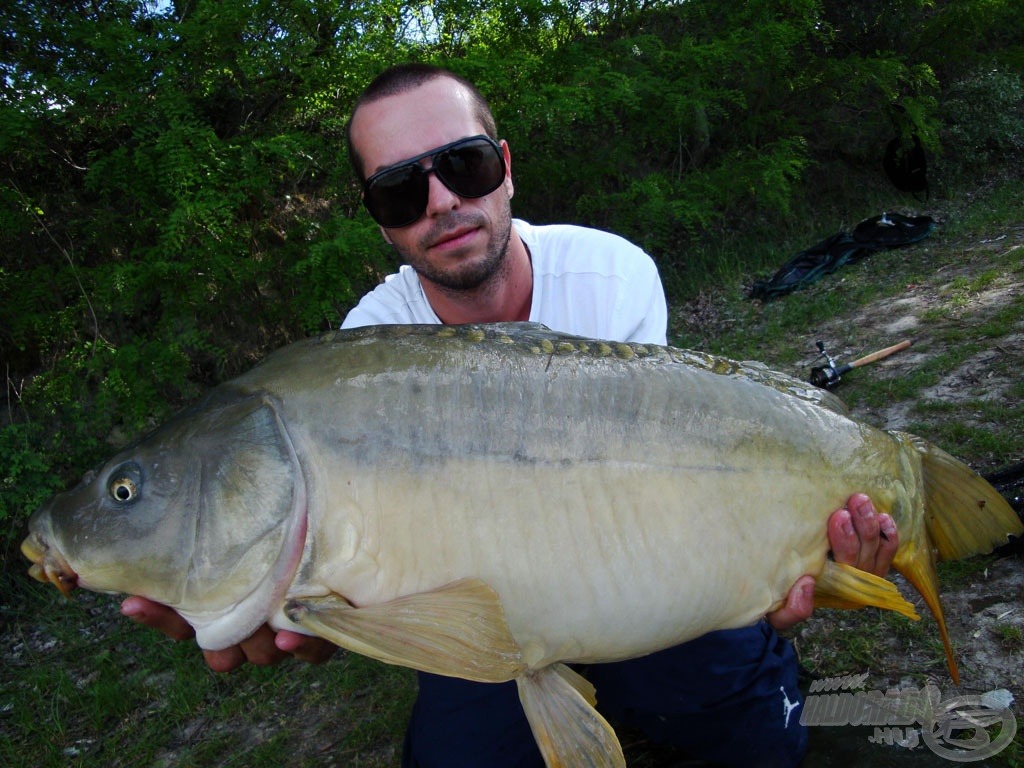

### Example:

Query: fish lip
xmin=21 ymin=532 xmax=78 ymax=597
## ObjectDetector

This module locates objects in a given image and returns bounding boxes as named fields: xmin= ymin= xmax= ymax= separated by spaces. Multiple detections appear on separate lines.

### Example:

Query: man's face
xmin=349 ymin=78 xmax=515 ymax=293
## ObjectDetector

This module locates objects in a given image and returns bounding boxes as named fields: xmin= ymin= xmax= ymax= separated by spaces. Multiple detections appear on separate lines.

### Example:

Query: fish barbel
xmin=22 ymin=323 xmax=1022 ymax=767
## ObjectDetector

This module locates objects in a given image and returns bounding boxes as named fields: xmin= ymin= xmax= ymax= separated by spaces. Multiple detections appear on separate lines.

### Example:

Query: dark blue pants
xmin=401 ymin=621 xmax=807 ymax=768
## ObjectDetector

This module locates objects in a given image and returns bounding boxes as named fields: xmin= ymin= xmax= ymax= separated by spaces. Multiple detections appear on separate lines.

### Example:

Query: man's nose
xmin=423 ymin=169 xmax=460 ymax=218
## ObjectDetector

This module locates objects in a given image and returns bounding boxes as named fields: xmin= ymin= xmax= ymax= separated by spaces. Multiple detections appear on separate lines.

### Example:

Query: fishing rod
xmin=810 ymin=339 xmax=912 ymax=389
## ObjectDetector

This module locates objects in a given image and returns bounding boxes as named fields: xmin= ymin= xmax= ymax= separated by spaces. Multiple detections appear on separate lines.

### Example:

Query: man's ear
xmin=380 ymin=227 xmax=393 ymax=245
xmin=501 ymin=140 xmax=514 ymax=200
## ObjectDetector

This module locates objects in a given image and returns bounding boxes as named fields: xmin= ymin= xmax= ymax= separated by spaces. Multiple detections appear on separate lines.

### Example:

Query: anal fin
xmin=516 ymin=663 xmax=625 ymax=768
xmin=892 ymin=538 xmax=958 ymax=685
xmin=285 ymin=578 xmax=525 ymax=683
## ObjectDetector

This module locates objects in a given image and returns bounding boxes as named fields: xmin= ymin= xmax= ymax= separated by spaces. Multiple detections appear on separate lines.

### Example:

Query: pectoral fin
xmin=812 ymin=559 xmax=920 ymax=620
xmin=516 ymin=664 xmax=625 ymax=768
xmin=285 ymin=578 xmax=525 ymax=683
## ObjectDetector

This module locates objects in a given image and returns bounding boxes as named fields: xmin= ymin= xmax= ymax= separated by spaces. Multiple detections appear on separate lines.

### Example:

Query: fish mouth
xmin=21 ymin=533 xmax=79 ymax=597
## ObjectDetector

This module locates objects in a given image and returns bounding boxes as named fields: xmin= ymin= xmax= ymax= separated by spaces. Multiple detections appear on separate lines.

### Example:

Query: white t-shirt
xmin=341 ymin=219 xmax=668 ymax=345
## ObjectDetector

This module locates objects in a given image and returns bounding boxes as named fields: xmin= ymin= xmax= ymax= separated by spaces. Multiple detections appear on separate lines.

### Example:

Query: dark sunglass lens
xmin=436 ymin=141 xmax=504 ymax=198
xmin=364 ymin=165 xmax=429 ymax=227
xmin=363 ymin=137 xmax=504 ymax=227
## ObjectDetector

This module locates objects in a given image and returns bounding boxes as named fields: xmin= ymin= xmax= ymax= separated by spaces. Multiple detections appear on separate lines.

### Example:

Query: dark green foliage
xmin=2 ymin=0 xmax=1022 ymax=556
xmin=942 ymin=68 xmax=1024 ymax=171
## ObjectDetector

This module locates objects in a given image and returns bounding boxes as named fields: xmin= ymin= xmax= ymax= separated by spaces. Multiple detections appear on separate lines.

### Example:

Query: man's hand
xmin=121 ymin=596 xmax=337 ymax=672
xmin=767 ymin=493 xmax=899 ymax=631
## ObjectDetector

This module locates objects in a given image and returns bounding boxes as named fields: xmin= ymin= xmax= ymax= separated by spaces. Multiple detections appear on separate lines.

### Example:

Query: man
xmin=124 ymin=63 xmax=898 ymax=767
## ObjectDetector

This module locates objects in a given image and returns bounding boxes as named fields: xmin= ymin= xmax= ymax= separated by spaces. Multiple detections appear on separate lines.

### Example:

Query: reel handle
xmin=849 ymin=340 xmax=912 ymax=369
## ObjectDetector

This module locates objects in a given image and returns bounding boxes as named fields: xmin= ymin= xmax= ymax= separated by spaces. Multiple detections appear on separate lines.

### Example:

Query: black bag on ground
xmin=749 ymin=213 xmax=935 ymax=301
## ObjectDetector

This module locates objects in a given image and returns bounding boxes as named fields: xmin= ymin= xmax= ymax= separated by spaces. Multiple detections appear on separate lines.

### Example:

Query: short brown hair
xmin=346 ymin=63 xmax=498 ymax=181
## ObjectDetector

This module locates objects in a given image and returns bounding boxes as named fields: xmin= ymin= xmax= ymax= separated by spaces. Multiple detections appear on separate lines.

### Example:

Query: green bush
xmin=942 ymin=68 xmax=1024 ymax=170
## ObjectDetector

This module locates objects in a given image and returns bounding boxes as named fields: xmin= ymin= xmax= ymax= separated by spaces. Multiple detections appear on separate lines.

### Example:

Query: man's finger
xmin=767 ymin=575 xmax=815 ymax=632
xmin=121 ymin=596 xmax=196 ymax=641
xmin=276 ymin=631 xmax=337 ymax=664
xmin=847 ymin=493 xmax=882 ymax=572
xmin=203 ymin=645 xmax=248 ymax=673
xmin=237 ymin=624 xmax=291 ymax=666
xmin=828 ymin=508 xmax=860 ymax=566
xmin=875 ymin=512 xmax=899 ymax=576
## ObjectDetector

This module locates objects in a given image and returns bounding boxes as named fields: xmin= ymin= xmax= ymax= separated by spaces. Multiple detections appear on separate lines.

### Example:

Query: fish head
xmin=23 ymin=442 xmax=202 ymax=603
xmin=22 ymin=391 xmax=309 ymax=649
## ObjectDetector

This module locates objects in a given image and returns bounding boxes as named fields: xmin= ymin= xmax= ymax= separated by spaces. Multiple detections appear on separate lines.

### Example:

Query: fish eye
xmin=108 ymin=463 xmax=142 ymax=504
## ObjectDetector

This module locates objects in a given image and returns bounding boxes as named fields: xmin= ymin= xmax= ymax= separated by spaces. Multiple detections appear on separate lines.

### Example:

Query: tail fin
xmin=915 ymin=438 xmax=1023 ymax=559
xmin=891 ymin=436 xmax=1023 ymax=684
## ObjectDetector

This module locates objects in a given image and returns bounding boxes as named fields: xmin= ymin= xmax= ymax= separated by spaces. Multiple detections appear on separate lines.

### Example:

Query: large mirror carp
xmin=23 ymin=323 xmax=1022 ymax=767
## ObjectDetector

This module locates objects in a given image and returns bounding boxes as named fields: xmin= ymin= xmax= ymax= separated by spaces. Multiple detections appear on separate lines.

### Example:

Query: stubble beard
xmin=398 ymin=204 xmax=514 ymax=293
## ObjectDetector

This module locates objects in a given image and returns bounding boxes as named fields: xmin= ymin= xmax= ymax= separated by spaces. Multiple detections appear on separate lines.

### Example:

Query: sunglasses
xmin=362 ymin=135 xmax=506 ymax=228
